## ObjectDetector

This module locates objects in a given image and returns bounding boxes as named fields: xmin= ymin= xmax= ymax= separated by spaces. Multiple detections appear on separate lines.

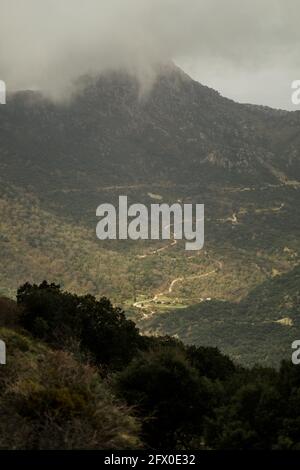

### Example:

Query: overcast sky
xmin=0 ymin=0 xmax=299 ymax=109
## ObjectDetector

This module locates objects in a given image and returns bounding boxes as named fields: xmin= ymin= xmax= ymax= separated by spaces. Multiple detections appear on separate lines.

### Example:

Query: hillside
xmin=0 ymin=63 xmax=300 ymax=366
xmin=141 ymin=266 xmax=300 ymax=367
xmin=1 ymin=64 xmax=300 ymax=198
xmin=1 ymin=283 xmax=300 ymax=450
xmin=0 ymin=327 xmax=140 ymax=449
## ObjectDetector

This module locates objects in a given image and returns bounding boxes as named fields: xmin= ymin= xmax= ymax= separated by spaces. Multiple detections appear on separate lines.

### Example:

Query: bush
xmin=115 ymin=346 xmax=221 ymax=449
xmin=0 ymin=297 xmax=20 ymax=329
xmin=0 ymin=328 xmax=141 ymax=450
xmin=17 ymin=281 xmax=142 ymax=370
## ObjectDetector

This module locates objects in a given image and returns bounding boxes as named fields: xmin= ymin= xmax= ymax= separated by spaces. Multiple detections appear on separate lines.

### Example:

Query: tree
xmin=115 ymin=347 xmax=220 ymax=449
xmin=17 ymin=281 xmax=142 ymax=370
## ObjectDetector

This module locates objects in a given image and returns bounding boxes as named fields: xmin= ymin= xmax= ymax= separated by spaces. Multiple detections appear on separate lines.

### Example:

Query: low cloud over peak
xmin=0 ymin=0 xmax=299 ymax=107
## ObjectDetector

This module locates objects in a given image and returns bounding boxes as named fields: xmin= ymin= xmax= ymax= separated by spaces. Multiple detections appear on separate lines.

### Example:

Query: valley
xmin=1 ymin=64 xmax=300 ymax=366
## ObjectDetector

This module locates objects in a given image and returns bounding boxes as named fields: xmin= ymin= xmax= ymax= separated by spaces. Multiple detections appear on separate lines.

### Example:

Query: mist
xmin=0 ymin=0 xmax=299 ymax=107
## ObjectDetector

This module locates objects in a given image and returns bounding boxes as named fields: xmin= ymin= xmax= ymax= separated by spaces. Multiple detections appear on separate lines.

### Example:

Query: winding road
xmin=133 ymin=260 xmax=223 ymax=310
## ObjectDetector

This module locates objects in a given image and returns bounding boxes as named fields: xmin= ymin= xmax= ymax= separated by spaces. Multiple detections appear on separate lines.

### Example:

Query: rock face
xmin=0 ymin=62 xmax=300 ymax=200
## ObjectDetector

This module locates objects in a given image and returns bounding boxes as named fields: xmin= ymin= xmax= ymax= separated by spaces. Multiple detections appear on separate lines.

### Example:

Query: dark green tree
xmin=115 ymin=347 xmax=221 ymax=449
xmin=17 ymin=281 xmax=141 ymax=370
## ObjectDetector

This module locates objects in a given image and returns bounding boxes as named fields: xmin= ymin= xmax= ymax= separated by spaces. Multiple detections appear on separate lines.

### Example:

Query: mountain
xmin=1 ymin=63 xmax=300 ymax=198
xmin=0 ymin=63 xmax=300 ymax=366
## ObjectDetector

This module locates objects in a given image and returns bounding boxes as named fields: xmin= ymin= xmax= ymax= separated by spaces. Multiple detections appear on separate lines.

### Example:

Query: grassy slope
xmin=0 ymin=322 xmax=140 ymax=449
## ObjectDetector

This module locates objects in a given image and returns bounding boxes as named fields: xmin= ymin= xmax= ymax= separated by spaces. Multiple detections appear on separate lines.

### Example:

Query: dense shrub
xmin=115 ymin=346 xmax=222 ymax=449
xmin=0 ymin=297 xmax=20 ymax=329
xmin=186 ymin=345 xmax=236 ymax=381
xmin=17 ymin=281 xmax=142 ymax=370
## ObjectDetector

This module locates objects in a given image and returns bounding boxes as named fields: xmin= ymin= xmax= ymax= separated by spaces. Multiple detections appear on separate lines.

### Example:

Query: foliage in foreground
xmin=0 ymin=327 xmax=140 ymax=450
xmin=0 ymin=281 xmax=299 ymax=450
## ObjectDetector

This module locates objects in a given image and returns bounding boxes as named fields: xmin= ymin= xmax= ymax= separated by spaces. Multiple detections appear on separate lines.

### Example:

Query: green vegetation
xmin=17 ymin=280 xmax=141 ymax=370
xmin=1 ymin=180 xmax=300 ymax=367
xmin=143 ymin=266 xmax=300 ymax=367
xmin=1 ymin=64 xmax=300 ymax=367
xmin=1 ymin=282 xmax=300 ymax=450
xmin=0 ymin=327 xmax=141 ymax=450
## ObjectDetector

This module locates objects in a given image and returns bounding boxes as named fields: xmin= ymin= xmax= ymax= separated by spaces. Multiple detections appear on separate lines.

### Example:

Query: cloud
xmin=0 ymin=0 xmax=299 ymax=107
